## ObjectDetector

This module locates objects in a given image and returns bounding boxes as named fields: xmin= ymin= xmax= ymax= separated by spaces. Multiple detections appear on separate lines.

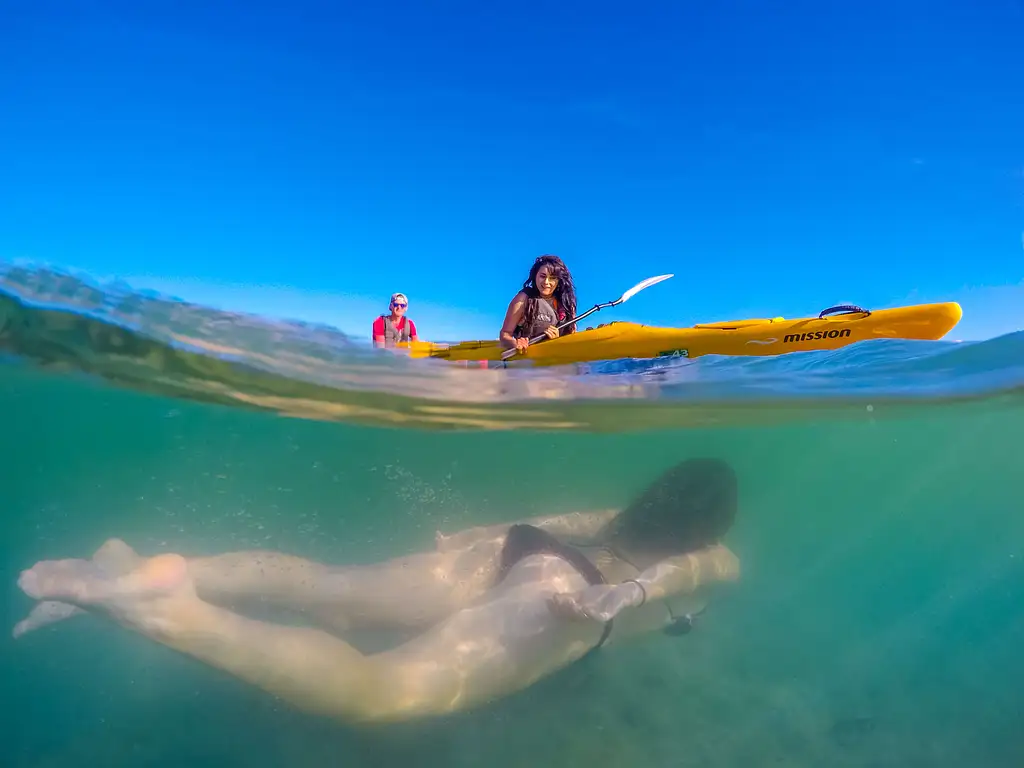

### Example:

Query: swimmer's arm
xmin=631 ymin=545 xmax=741 ymax=603
xmin=435 ymin=509 xmax=620 ymax=552
xmin=525 ymin=508 xmax=620 ymax=543
xmin=549 ymin=545 xmax=740 ymax=624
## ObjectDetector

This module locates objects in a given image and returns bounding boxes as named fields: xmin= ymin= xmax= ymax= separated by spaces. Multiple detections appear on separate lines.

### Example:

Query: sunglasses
xmin=392 ymin=302 xmax=407 ymax=309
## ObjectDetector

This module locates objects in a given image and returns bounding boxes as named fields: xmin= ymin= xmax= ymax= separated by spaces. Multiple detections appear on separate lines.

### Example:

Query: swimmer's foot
xmin=92 ymin=538 xmax=144 ymax=573
xmin=12 ymin=601 xmax=85 ymax=638
xmin=17 ymin=552 xmax=193 ymax=633
xmin=12 ymin=538 xmax=145 ymax=639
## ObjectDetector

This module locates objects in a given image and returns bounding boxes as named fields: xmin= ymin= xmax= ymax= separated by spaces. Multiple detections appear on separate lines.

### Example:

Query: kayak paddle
xmin=500 ymin=273 xmax=674 ymax=360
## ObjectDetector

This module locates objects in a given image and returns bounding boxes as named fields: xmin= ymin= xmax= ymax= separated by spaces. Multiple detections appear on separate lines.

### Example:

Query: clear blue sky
xmin=2 ymin=0 xmax=1022 ymax=341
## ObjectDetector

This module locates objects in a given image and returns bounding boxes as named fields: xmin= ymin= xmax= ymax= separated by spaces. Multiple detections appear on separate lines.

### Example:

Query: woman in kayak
xmin=14 ymin=458 xmax=740 ymax=726
xmin=499 ymin=254 xmax=578 ymax=354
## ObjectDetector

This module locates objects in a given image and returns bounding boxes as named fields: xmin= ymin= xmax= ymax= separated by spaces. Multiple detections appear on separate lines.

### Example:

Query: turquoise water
xmin=3 ymin=265 xmax=1023 ymax=766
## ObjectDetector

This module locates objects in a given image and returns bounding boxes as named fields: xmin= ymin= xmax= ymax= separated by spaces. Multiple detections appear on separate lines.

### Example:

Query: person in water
xmin=499 ymin=254 xmax=578 ymax=354
xmin=14 ymin=458 xmax=740 ymax=726
xmin=372 ymin=292 xmax=418 ymax=347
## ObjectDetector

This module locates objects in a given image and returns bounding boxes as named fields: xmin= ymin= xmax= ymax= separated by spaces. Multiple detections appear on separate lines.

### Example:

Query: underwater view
xmin=4 ymin=2 xmax=1023 ymax=765
xmin=3 ymin=267 xmax=1023 ymax=767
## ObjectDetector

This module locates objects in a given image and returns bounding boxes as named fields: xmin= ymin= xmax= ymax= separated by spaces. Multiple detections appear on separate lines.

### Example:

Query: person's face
xmin=535 ymin=265 xmax=558 ymax=298
xmin=391 ymin=298 xmax=407 ymax=316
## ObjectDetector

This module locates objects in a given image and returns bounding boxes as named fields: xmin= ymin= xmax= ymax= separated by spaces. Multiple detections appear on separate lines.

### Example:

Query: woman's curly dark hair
xmin=520 ymin=254 xmax=578 ymax=336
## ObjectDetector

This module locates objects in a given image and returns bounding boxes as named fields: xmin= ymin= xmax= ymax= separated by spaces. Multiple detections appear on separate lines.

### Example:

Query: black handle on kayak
xmin=818 ymin=304 xmax=871 ymax=319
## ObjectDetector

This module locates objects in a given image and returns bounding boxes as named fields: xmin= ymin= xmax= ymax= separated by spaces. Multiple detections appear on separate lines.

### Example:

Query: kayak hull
xmin=406 ymin=302 xmax=963 ymax=366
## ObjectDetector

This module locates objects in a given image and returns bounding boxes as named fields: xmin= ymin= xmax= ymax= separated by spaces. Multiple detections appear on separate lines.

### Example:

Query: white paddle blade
xmin=618 ymin=273 xmax=674 ymax=303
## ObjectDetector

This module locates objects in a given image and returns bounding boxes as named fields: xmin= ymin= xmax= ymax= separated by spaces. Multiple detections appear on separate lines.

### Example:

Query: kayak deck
xmin=406 ymin=301 xmax=963 ymax=366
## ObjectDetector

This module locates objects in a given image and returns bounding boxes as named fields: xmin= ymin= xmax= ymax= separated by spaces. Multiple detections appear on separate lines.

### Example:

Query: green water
xmin=4 ymin=362 xmax=1023 ymax=767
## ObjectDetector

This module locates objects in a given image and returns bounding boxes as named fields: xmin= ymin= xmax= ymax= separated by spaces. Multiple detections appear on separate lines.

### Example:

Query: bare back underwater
xmin=14 ymin=458 xmax=742 ymax=726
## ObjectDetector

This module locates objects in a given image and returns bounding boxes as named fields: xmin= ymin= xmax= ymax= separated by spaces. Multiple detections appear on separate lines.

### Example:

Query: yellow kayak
xmin=406 ymin=302 xmax=963 ymax=366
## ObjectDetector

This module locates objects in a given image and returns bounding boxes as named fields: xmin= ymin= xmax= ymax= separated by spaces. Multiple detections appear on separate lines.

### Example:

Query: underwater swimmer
xmin=14 ymin=458 xmax=740 ymax=725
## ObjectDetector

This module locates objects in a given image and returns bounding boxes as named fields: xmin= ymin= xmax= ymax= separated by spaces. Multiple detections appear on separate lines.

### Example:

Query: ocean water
xmin=2 ymin=265 xmax=1023 ymax=767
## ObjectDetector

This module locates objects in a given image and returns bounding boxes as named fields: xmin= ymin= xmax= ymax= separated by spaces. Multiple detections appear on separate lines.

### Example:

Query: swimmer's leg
xmin=15 ymin=551 xmax=593 ymax=724
xmin=185 ymin=538 xmax=503 ymax=632
xmin=13 ymin=601 xmax=83 ymax=639
xmin=13 ymin=536 xmax=501 ymax=638
xmin=12 ymin=538 xmax=141 ymax=638
xmin=183 ymin=507 xmax=619 ymax=629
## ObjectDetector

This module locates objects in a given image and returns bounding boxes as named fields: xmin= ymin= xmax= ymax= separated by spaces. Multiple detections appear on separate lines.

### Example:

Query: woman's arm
xmin=435 ymin=508 xmax=620 ymax=552
xmin=498 ymin=292 xmax=528 ymax=350
xmin=548 ymin=544 xmax=740 ymax=623
xmin=526 ymin=508 xmax=620 ymax=542
xmin=629 ymin=545 xmax=740 ymax=602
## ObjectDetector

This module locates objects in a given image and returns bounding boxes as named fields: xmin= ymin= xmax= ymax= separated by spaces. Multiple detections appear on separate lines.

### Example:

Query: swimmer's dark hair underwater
xmin=600 ymin=457 xmax=738 ymax=571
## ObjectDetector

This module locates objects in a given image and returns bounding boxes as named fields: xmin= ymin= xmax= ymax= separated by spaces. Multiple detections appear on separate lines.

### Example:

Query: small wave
xmin=2 ymin=262 xmax=1022 ymax=432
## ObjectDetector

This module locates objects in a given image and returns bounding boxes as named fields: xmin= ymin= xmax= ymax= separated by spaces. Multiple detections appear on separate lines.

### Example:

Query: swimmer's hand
xmin=435 ymin=529 xmax=458 ymax=551
xmin=435 ymin=525 xmax=506 ymax=552
xmin=548 ymin=582 xmax=645 ymax=624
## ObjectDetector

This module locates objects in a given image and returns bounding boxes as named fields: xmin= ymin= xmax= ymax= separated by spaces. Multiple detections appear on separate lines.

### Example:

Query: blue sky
xmin=1 ymin=0 xmax=1022 ymax=342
